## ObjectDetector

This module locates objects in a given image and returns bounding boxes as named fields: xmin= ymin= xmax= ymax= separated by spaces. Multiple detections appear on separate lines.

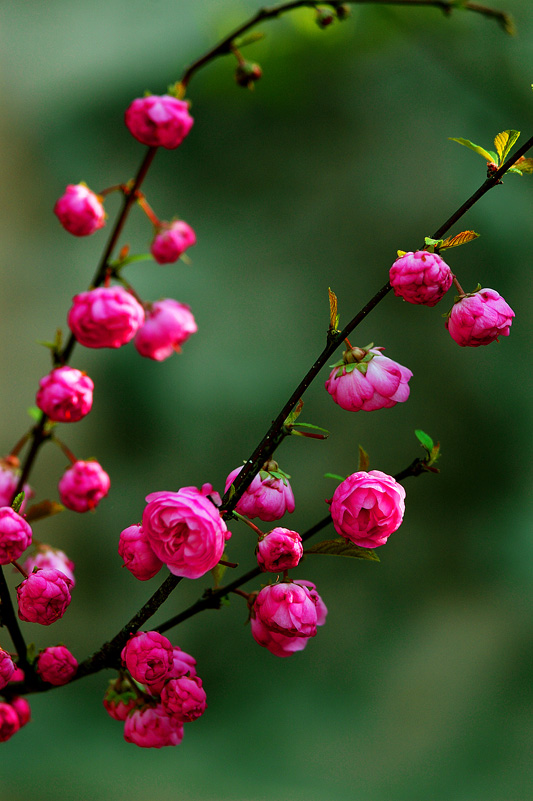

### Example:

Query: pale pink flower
xmin=36 ymin=366 xmax=94 ymax=423
xmin=121 ymin=631 xmax=173 ymax=686
xmin=0 ymin=507 xmax=32 ymax=565
xmin=224 ymin=462 xmax=295 ymax=522
xmin=23 ymin=544 xmax=75 ymax=586
xmin=256 ymin=527 xmax=303 ymax=572
xmin=67 ymin=286 xmax=145 ymax=349
xmin=161 ymin=675 xmax=206 ymax=722
xmin=134 ymin=299 xmax=197 ymax=361
xmin=124 ymin=704 xmax=184 ymax=748
xmin=253 ymin=581 xmax=318 ymax=639
xmin=390 ymin=250 xmax=453 ymax=306
xmin=16 ymin=567 xmax=73 ymax=625
xmin=325 ymin=345 xmax=412 ymax=412
xmin=150 ymin=221 xmax=196 ymax=264
xmin=142 ymin=484 xmax=230 ymax=580
xmin=0 ymin=702 xmax=20 ymax=742
xmin=58 ymin=460 xmax=110 ymax=513
xmin=10 ymin=697 xmax=31 ymax=728
xmin=54 ymin=183 xmax=105 ymax=237
xmin=118 ymin=524 xmax=163 ymax=581
xmin=329 ymin=470 xmax=405 ymax=548
xmin=445 ymin=287 xmax=514 ymax=346
xmin=36 ymin=645 xmax=77 ymax=685
xmin=0 ymin=648 xmax=15 ymax=690
xmin=124 ymin=95 xmax=194 ymax=149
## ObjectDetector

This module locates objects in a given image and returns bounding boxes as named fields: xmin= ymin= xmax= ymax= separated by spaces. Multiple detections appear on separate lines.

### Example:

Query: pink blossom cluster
xmin=390 ymin=250 xmax=453 ymax=306
xmin=256 ymin=527 xmax=303 ymax=572
xmin=104 ymin=630 xmax=205 ymax=748
xmin=16 ymin=567 xmax=73 ymax=626
xmin=224 ymin=462 xmax=295 ymax=522
xmin=325 ymin=346 xmax=412 ymax=412
xmin=36 ymin=645 xmax=77 ymax=686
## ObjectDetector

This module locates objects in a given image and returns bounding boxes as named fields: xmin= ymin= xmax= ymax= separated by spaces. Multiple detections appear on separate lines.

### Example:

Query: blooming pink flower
xmin=103 ymin=676 xmax=140 ymax=722
xmin=142 ymin=484 xmax=231 ymax=580
xmin=150 ymin=221 xmax=197 ymax=264
xmin=124 ymin=703 xmax=184 ymax=748
xmin=325 ymin=345 xmax=412 ymax=412
xmin=36 ymin=366 xmax=94 ymax=423
xmin=390 ymin=250 xmax=453 ymax=306
xmin=256 ymin=527 xmax=303 ymax=572
xmin=445 ymin=287 xmax=515 ymax=347
xmin=16 ymin=567 xmax=73 ymax=625
xmin=0 ymin=648 xmax=15 ymax=690
xmin=161 ymin=675 xmax=207 ymax=722
xmin=0 ymin=702 xmax=20 ymax=742
xmin=0 ymin=460 xmax=33 ymax=511
xmin=125 ymin=95 xmax=194 ymax=149
xmin=134 ymin=299 xmax=197 ymax=361
xmin=146 ymin=646 xmax=197 ymax=695
xmin=329 ymin=470 xmax=405 ymax=548
xmin=9 ymin=667 xmax=25 ymax=684
xmin=224 ymin=462 xmax=295 ymax=522
xmin=118 ymin=524 xmax=163 ymax=581
xmin=23 ymin=544 xmax=75 ymax=586
xmin=253 ymin=581 xmax=318 ymax=640
xmin=36 ymin=645 xmax=78 ymax=685
xmin=67 ymin=286 xmax=145 ymax=349
xmin=10 ymin=697 xmax=31 ymax=728
xmin=58 ymin=460 xmax=110 ymax=513
xmin=121 ymin=631 xmax=174 ymax=686
xmin=54 ymin=183 xmax=106 ymax=237
xmin=0 ymin=507 xmax=32 ymax=565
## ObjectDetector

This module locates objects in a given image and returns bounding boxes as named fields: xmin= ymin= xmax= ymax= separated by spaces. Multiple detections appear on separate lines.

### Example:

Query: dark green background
xmin=0 ymin=1 xmax=532 ymax=798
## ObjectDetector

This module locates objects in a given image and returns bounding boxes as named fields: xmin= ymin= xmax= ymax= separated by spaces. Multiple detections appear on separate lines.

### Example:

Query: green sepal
xmin=358 ymin=445 xmax=370 ymax=472
xmin=211 ymin=554 xmax=228 ymax=588
xmin=396 ymin=250 xmax=406 ymax=258
xmin=26 ymin=643 xmax=37 ymax=665
xmin=291 ymin=422 xmax=329 ymax=434
xmin=227 ymin=483 xmax=236 ymax=501
xmin=449 ymin=137 xmax=495 ymax=163
xmin=324 ymin=473 xmax=346 ymax=482
xmin=305 ymin=538 xmax=380 ymax=562
xmin=424 ymin=236 xmax=444 ymax=251
xmin=11 ymin=492 xmax=25 ymax=514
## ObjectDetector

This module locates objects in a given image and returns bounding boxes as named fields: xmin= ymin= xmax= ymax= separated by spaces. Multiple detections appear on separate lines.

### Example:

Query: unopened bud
xmin=235 ymin=61 xmax=262 ymax=89
xmin=316 ymin=7 xmax=335 ymax=28
xmin=336 ymin=3 xmax=351 ymax=20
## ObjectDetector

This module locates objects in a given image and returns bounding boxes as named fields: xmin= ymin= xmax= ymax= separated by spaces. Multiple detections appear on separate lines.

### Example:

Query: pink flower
xmin=54 ymin=183 xmax=105 ymax=237
xmin=36 ymin=366 xmax=94 ymax=423
xmin=103 ymin=676 xmax=140 ymax=722
xmin=0 ymin=460 xmax=33 ymax=511
xmin=146 ymin=646 xmax=197 ymax=695
xmin=224 ymin=462 xmax=295 ymax=522
xmin=16 ymin=567 xmax=73 ymax=625
xmin=58 ymin=460 xmax=110 ymax=513
xmin=329 ymin=470 xmax=405 ymax=548
xmin=445 ymin=287 xmax=515 ymax=347
xmin=124 ymin=704 xmax=184 ymax=748
xmin=325 ymin=345 xmax=412 ymax=412
xmin=390 ymin=250 xmax=453 ymax=306
xmin=67 ymin=286 xmax=145 ymax=349
xmin=121 ymin=631 xmax=173 ymax=686
xmin=23 ymin=544 xmax=75 ymax=586
xmin=150 ymin=221 xmax=197 ymax=264
xmin=142 ymin=484 xmax=231 ymax=580
xmin=251 ymin=580 xmax=327 ymax=657
xmin=125 ymin=95 xmax=194 ymax=149
xmin=36 ymin=645 xmax=78 ymax=685
xmin=10 ymin=697 xmax=31 ymax=728
xmin=161 ymin=675 xmax=207 ymax=722
xmin=256 ymin=527 xmax=303 ymax=572
xmin=294 ymin=579 xmax=328 ymax=626
xmin=134 ymin=299 xmax=197 ymax=362
xmin=118 ymin=524 xmax=163 ymax=581
xmin=0 ymin=507 xmax=32 ymax=565
xmin=0 ymin=648 xmax=15 ymax=690
xmin=0 ymin=702 xmax=20 ymax=742
xmin=253 ymin=581 xmax=318 ymax=639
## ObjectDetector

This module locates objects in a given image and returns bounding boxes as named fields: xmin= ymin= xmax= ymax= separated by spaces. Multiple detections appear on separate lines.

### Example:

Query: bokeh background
xmin=0 ymin=1 xmax=532 ymax=799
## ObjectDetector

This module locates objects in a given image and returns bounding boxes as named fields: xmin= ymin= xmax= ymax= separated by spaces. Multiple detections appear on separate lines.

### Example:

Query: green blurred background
xmin=0 ymin=1 xmax=532 ymax=798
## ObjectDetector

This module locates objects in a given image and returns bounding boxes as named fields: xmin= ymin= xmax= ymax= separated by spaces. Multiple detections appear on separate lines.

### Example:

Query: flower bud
xmin=0 ymin=648 xmax=15 ymax=690
xmin=118 ymin=524 xmax=163 ymax=581
xmin=0 ymin=458 xmax=33 ymax=511
xmin=17 ymin=567 xmax=73 ymax=625
xmin=325 ymin=345 xmax=412 ymax=412
xmin=145 ymin=646 xmax=197 ymax=695
xmin=316 ymin=7 xmax=335 ymax=27
xmin=389 ymin=250 xmax=453 ymax=307
xmin=253 ymin=581 xmax=318 ymax=639
xmin=235 ymin=61 xmax=262 ymax=88
xmin=134 ymin=299 xmax=197 ymax=362
xmin=0 ymin=702 xmax=20 ymax=742
xmin=67 ymin=286 xmax=145 ymax=349
xmin=256 ymin=527 xmax=303 ymax=572
xmin=124 ymin=704 xmax=184 ymax=748
xmin=10 ymin=697 xmax=31 ymax=728
xmin=36 ymin=366 xmax=94 ymax=423
xmin=224 ymin=462 xmax=295 ymax=522
xmin=329 ymin=469 xmax=405 ymax=548
xmin=121 ymin=631 xmax=173 ymax=686
xmin=22 ymin=544 xmax=75 ymax=586
xmin=150 ymin=221 xmax=196 ymax=264
xmin=445 ymin=287 xmax=514 ymax=346
xmin=36 ymin=645 xmax=78 ymax=685
xmin=336 ymin=3 xmax=351 ymax=20
xmin=124 ymin=95 xmax=193 ymax=149
xmin=0 ymin=506 xmax=32 ymax=565
xmin=103 ymin=676 xmax=140 ymax=721
xmin=58 ymin=460 xmax=110 ymax=513
xmin=161 ymin=675 xmax=207 ymax=722
xmin=54 ymin=184 xmax=105 ymax=237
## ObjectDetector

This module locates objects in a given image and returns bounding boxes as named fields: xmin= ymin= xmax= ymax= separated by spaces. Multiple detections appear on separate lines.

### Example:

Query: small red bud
xmin=336 ymin=4 xmax=351 ymax=20
xmin=316 ymin=7 xmax=335 ymax=28
xmin=235 ymin=61 xmax=262 ymax=89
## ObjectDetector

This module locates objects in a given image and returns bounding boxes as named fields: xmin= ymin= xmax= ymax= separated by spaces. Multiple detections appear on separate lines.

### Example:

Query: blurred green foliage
xmin=0 ymin=1 xmax=532 ymax=798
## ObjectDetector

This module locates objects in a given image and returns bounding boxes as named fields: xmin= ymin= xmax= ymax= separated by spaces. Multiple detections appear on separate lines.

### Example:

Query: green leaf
xmin=396 ymin=250 xmax=406 ymax=258
xmin=234 ymin=31 xmax=266 ymax=48
xmin=424 ymin=236 xmax=444 ymax=250
xmin=439 ymin=230 xmax=480 ymax=250
xmin=328 ymin=287 xmax=339 ymax=331
xmin=494 ymin=130 xmax=520 ymax=164
xmin=110 ymin=253 xmax=153 ymax=268
xmin=449 ymin=137 xmax=495 ymax=163
xmin=305 ymin=538 xmax=380 ymax=561
xmin=292 ymin=422 xmax=329 ymax=434
xmin=510 ymin=157 xmax=533 ymax=175
xmin=27 ymin=406 xmax=42 ymax=423
xmin=284 ymin=399 xmax=304 ymax=427
xmin=358 ymin=445 xmax=370 ymax=472
xmin=212 ymin=554 xmax=228 ymax=588
xmin=415 ymin=429 xmax=434 ymax=451
xmin=324 ymin=473 xmax=346 ymax=481
xmin=11 ymin=492 xmax=25 ymax=514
